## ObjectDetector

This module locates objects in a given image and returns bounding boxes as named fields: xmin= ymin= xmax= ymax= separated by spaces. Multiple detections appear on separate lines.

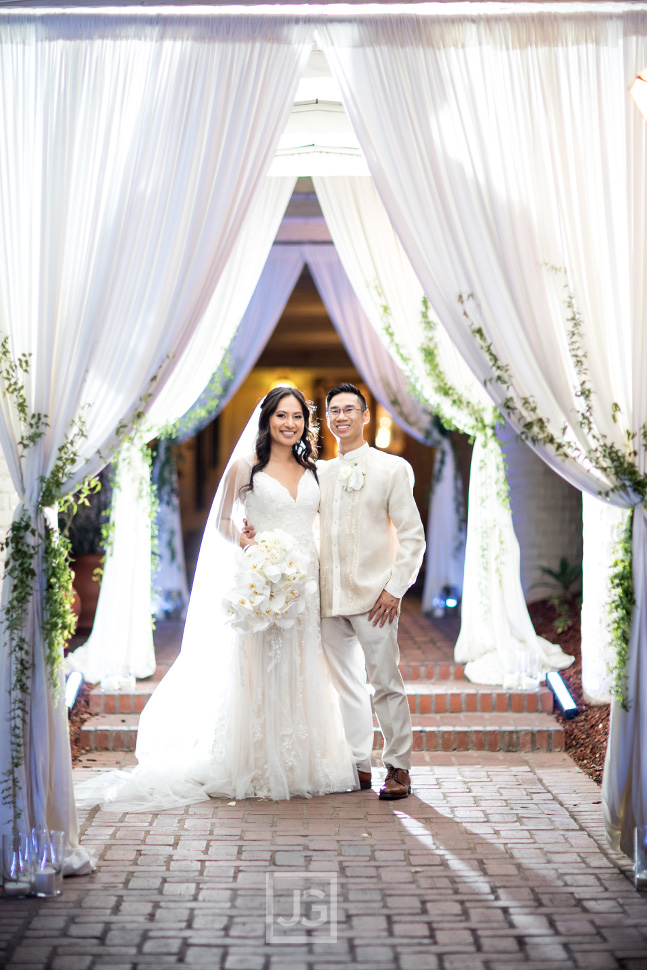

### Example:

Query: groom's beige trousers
xmin=321 ymin=612 xmax=413 ymax=772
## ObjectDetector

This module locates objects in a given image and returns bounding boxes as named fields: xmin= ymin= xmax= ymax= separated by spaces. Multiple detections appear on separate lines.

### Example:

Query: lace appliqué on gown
xmin=205 ymin=471 xmax=356 ymax=801
xmin=74 ymin=469 xmax=357 ymax=813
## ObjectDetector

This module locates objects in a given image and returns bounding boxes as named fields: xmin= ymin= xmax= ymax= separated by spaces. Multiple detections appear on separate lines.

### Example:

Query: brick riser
xmin=80 ymin=711 xmax=564 ymax=755
xmin=82 ymin=665 xmax=561 ymax=754
xmin=376 ymin=723 xmax=565 ymax=753
xmin=89 ymin=684 xmax=554 ymax=717
xmin=88 ymin=690 xmax=153 ymax=715
xmin=406 ymin=688 xmax=553 ymax=715
xmin=81 ymin=715 xmax=138 ymax=752
xmin=401 ymin=662 xmax=465 ymax=681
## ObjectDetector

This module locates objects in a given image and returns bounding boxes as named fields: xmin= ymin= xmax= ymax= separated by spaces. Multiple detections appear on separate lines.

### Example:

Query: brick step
xmin=81 ymin=713 xmax=139 ymax=752
xmin=403 ymin=682 xmax=553 ymax=715
xmin=88 ymin=684 xmax=156 ymax=715
xmin=88 ymin=677 xmax=552 ymax=718
xmin=81 ymin=711 xmax=564 ymax=754
xmin=374 ymin=712 xmax=564 ymax=753
xmin=399 ymin=661 xmax=465 ymax=682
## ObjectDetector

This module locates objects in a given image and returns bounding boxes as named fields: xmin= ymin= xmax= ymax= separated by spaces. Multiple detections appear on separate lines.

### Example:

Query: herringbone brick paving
xmin=5 ymin=600 xmax=645 ymax=968
xmin=2 ymin=754 xmax=647 ymax=969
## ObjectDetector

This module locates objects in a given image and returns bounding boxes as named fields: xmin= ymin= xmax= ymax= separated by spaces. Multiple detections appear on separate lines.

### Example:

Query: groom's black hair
xmin=326 ymin=383 xmax=368 ymax=412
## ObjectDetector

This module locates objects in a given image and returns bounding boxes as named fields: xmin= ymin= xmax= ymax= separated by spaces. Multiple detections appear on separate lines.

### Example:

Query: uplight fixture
xmin=65 ymin=671 xmax=84 ymax=712
xmin=442 ymin=585 xmax=460 ymax=611
xmin=545 ymin=670 xmax=577 ymax=718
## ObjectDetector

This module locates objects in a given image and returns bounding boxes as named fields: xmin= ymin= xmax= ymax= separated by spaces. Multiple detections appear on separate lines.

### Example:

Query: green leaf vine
xmin=158 ymin=356 xmax=233 ymax=444
xmin=0 ymin=336 xmax=164 ymax=832
xmin=459 ymin=275 xmax=646 ymax=708
xmin=608 ymin=510 xmax=635 ymax=711
xmin=377 ymin=289 xmax=509 ymax=599
xmin=0 ymin=509 xmax=37 ymax=830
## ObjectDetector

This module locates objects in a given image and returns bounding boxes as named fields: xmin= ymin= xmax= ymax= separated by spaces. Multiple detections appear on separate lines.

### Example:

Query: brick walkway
xmin=1 ymin=754 xmax=646 ymax=969
xmin=4 ymin=601 xmax=647 ymax=969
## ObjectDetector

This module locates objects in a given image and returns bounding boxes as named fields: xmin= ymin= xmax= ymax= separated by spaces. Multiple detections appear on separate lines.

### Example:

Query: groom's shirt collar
xmin=338 ymin=441 xmax=369 ymax=462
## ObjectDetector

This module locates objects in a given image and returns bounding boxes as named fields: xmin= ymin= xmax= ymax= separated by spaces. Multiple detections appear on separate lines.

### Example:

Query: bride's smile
xmin=268 ymin=395 xmax=305 ymax=449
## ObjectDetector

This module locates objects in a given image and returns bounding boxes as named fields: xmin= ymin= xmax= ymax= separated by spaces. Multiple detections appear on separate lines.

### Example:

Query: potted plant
xmin=60 ymin=469 xmax=113 ymax=633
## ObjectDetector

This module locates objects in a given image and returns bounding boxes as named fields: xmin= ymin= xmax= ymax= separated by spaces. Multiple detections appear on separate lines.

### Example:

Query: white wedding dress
xmin=75 ymin=464 xmax=357 ymax=812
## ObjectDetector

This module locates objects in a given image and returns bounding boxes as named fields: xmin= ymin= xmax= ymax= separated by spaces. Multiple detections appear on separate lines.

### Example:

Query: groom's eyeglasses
xmin=326 ymin=407 xmax=365 ymax=417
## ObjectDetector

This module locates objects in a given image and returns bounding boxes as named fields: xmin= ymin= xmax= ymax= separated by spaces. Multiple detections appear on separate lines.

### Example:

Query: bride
xmin=75 ymin=386 xmax=358 ymax=812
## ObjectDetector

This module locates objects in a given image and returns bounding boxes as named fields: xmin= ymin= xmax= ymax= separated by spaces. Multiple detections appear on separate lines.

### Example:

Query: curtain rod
xmin=1 ymin=2 xmax=646 ymax=14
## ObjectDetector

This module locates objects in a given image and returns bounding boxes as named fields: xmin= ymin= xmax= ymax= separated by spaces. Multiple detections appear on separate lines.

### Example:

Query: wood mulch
xmin=68 ymin=681 xmax=93 ymax=765
xmin=529 ymin=599 xmax=609 ymax=785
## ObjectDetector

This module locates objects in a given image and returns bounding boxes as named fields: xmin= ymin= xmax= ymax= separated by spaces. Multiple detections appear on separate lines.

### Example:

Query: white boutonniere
xmin=339 ymin=462 xmax=365 ymax=491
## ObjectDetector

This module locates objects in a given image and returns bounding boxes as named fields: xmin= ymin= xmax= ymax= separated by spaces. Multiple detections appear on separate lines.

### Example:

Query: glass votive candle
xmin=31 ymin=828 xmax=61 ymax=898
xmin=48 ymin=830 xmax=65 ymax=892
xmin=2 ymin=832 xmax=31 ymax=899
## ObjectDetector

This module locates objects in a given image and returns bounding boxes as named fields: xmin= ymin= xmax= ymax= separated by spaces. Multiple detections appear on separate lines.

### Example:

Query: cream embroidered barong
xmin=318 ymin=442 xmax=425 ymax=617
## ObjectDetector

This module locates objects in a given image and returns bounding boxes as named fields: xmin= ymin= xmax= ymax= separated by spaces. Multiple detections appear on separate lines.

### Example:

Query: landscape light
xmin=442 ymin=585 xmax=460 ymax=610
xmin=65 ymin=671 xmax=84 ymax=712
xmin=545 ymin=670 xmax=577 ymax=718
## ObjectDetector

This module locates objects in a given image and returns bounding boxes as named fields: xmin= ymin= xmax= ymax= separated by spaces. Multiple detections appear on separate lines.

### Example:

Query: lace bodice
xmin=244 ymin=470 xmax=319 ymax=554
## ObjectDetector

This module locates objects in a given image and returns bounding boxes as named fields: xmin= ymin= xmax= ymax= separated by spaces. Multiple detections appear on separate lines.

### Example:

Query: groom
xmin=318 ymin=383 xmax=425 ymax=799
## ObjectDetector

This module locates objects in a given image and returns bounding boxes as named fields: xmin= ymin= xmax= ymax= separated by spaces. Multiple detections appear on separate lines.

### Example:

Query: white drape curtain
xmin=67 ymin=437 xmax=156 ymax=686
xmin=318 ymin=8 xmax=647 ymax=855
xmin=303 ymin=242 xmax=466 ymax=609
xmin=303 ymin=245 xmax=435 ymax=442
xmin=145 ymin=177 xmax=297 ymax=434
xmin=151 ymin=438 xmax=190 ymax=620
xmin=75 ymin=239 xmax=464 ymax=681
xmin=150 ymin=244 xmax=306 ymax=621
xmin=0 ymin=10 xmax=313 ymax=866
xmin=313 ymin=176 xmax=563 ymax=683
xmin=68 ymin=177 xmax=296 ymax=685
xmin=422 ymin=439 xmax=465 ymax=612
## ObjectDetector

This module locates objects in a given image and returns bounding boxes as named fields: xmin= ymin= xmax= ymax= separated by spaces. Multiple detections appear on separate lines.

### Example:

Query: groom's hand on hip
xmin=368 ymin=590 xmax=400 ymax=628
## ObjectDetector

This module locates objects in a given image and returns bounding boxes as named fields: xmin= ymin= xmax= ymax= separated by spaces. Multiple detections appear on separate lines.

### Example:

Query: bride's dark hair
xmin=241 ymin=386 xmax=318 ymax=496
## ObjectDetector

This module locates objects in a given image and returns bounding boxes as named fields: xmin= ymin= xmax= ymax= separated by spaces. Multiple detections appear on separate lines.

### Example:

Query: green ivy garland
xmin=608 ymin=510 xmax=635 ymax=711
xmin=378 ymin=291 xmax=510 ymax=598
xmin=0 ymin=509 xmax=37 ymax=829
xmin=0 ymin=336 xmax=161 ymax=832
xmin=149 ymin=358 xmax=232 ymax=594
xmin=460 ymin=280 xmax=646 ymax=709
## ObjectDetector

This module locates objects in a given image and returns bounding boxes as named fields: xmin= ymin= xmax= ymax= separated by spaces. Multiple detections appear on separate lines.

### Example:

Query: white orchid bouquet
xmin=222 ymin=529 xmax=317 ymax=635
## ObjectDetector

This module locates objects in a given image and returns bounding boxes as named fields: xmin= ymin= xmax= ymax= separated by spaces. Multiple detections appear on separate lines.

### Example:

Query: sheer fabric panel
xmin=0 ymin=12 xmax=313 ymax=866
xmin=66 ymin=438 xmax=156 ymax=686
xmin=146 ymin=177 xmax=297 ymax=433
xmin=319 ymin=9 xmax=647 ymax=854
xmin=304 ymin=243 xmax=466 ymax=608
xmin=70 ymin=180 xmax=297 ymax=686
xmin=422 ymin=440 xmax=465 ymax=612
xmin=312 ymin=179 xmax=559 ymax=681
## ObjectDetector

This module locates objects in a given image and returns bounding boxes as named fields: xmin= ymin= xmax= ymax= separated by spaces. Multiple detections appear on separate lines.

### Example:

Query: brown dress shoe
xmin=379 ymin=766 xmax=411 ymax=800
xmin=357 ymin=769 xmax=372 ymax=790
